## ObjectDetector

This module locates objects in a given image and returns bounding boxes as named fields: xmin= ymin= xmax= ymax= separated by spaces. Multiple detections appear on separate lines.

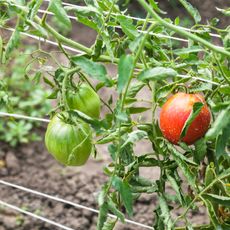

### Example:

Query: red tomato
xmin=159 ymin=92 xmax=211 ymax=145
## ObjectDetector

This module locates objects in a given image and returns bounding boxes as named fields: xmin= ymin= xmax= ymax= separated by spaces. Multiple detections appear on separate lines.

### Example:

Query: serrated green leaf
xmin=190 ymin=83 xmax=212 ymax=93
xmin=216 ymin=125 xmax=230 ymax=158
xmin=32 ymin=71 xmax=42 ymax=85
xmin=65 ymin=5 xmax=100 ymax=16
xmin=47 ymin=89 xmax=58 ymax=99
xmin=203 ymin=199 xmax=220 ymax=227
xmin=115 ymin=110 xmax=129 ymax=122
xmin=77 ymin=15 xmax=98 ymax=31
xmin=206 ymin=106 xmax=230 ymax=140
xmin=97 ymin=202 xmax=109 ymax=230
xmin=212 ymin=101 xmax=230 ymax=112
xmin=168 ymin=144 xmax=196 ymax=189
xmin=178 ymin=0 xmax=201 ymax=23
xmin=219 ymin=85 xmax=230 ymax=95
xmin=155 ymin=78 xmax=188 ymax=102
xmin=5 ymin=28 xmax=20 ymax=59
xmin=128 ymin=106 xmax=150 ymax=114
xmin=26 ymin=20 xmax=48 ymax=38
xmin=126 ymin=82 xmax=145 ymax=98
xmin=205 ymin=163 xmax=216 ymax=187
xmin=102 ymin=218 xmax=117 ymax=230
xmin=27 ymin=0 xmax=43 ymax=20
xmin=0 ymin=36 xmax=3 ymax=63
xmin=48 ymin=0 xmax=71 ymax=28
xmin=107 ymin=198 xmax=125 ymax=223
xmin=194 ymin=138 xmax=207 ymax=163
xmin=174 ymin=46 xmax=203 ymax=55
xmin=43 ymin=76 xmax=55 ymax=88
xmin=111 ymin=176 xmax=133 ymax=216
xmin=117 ymin=15 xmax=139 ymax=40
xmin=166 ymin=171 xmax=184 ymax=206
xmin=180 ymin=102 xmax=204 ymax=139
xmin=101 ymin=32 xmax=114 ymax=61
xmin=129 ymin=34 xmax=143 ymax=52
xmin=203 ymin=193 xmax=230 ymax=206
xmin=84 ymin=0 xmax=99 ymax=7
xmin=71 ymin=56 xmax=112 ymax=86
xmin=159 ymin=196 xmax=173 ymax=230
xmin=149 ymin=0 xmax=166 ymax=14
xmin=138 ymin=67 xmax=177 ymax=82
xmin=155 ymin=84 xmax=175 ymax=102
xmin=131 ymin=185 xmax=157 ymax=193
xmin=121 ymin=130 xmax=147 ymax=149
xmin=137 ymin=156 xmax=160 ymax=167
xmin=96 ymin=127 xmax=129 ymax=144
xmin=118 ymin=55 xmax=134 ymax=94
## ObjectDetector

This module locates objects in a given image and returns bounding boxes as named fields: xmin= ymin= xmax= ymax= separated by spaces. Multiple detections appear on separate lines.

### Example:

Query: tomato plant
xmin=1 ymin=0 xmax=230 ymax=229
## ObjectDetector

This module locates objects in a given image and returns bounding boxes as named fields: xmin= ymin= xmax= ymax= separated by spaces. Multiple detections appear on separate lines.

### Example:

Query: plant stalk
xmin=138 ymin=0 xmax=230 ymax=58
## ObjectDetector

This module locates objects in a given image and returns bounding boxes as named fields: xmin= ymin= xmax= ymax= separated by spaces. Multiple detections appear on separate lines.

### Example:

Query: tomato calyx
xmin=56 ymin=112 xmax=87 ymax=129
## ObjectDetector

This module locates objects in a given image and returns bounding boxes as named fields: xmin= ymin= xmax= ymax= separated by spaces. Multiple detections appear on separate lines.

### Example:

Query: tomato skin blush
xmin=159 ymin=93 xmax=211 ymax=145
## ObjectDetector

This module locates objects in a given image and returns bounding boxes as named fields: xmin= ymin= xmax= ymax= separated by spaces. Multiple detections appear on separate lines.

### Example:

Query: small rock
xmin=5 ymin=151 xmax=21 ymax=175
xmin=0 ymin=167 xmax=8 ymax=176
xmin=2 ymin=216 xmax=17 ymax=229
xmin=0 ymin=150 xmax=6 ymax=159
xmin=54 ymin=203 xmax=64 ymax=216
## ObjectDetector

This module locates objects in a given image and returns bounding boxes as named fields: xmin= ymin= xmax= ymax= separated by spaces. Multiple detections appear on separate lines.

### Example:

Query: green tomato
xmin=45 ymin=114 xmax=92 ymax=166
xmin=66 ymin=83 xmax=101 ymax=119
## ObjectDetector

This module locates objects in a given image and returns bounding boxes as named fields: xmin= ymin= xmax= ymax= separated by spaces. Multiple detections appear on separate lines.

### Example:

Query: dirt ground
xmin=0 ymin=138 xmax=156 ymax=230
xmin=0 ymin=136 xmax=208 ymax=230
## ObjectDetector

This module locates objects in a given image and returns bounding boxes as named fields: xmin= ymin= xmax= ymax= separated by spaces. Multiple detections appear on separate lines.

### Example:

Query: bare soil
xmin=0 ymin=137 xmax=158 ymax=230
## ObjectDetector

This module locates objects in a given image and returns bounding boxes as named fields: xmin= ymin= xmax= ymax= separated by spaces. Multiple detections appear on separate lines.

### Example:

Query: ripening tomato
xmin=159 ymin=92 xmax=211 ymax=145
xmin=66 ymin=83 xmax=101 ymax=119
xmin=45 ymin=114 xmax=92 ymax=166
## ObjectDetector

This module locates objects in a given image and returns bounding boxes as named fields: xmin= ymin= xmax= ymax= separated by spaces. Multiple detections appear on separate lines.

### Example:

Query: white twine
xmin=0 ymin=200 xmax=75 ymax=230
xmin=36 ymin=9 xmax=189 ymax=43
xmin=0 ymin=112 xmax=50 ymax=123
xmin=5 ymin=2 xmax=189 ymax=43
xmin=42 ymin=0 xmax=221 ymax=39
xmin=1 ymin=27 xmax=85 ymax=54
xmin=0 ymin=180 xmax=153 ymax=229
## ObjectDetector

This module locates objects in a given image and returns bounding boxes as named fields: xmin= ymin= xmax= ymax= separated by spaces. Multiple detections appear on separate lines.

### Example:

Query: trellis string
xmin=0 ymin=180 xmax=153 ymax=229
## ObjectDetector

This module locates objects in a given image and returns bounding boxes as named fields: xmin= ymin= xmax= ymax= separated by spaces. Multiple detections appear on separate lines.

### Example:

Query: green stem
xmin=121 ymin=22 xmax=157 ymax=109
xmin=173 ymin=169 xmax=230 ymax=225
xmin=62 ymin=73 xmax=70 ymax=110
xmin=35 ymin=16 xmax=144 ymax=68
xmin=138 ymin=0 xmax=230 ymax=58
xmin=213 ymin=53 xmax=230 ymax=85
xmin=35 ymin=16 xmax=92 ymax=54
xmin=105 ymin=20 xmax=156 ymax=197
xmin=175 ymin=224 xmax=212 ymax=230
